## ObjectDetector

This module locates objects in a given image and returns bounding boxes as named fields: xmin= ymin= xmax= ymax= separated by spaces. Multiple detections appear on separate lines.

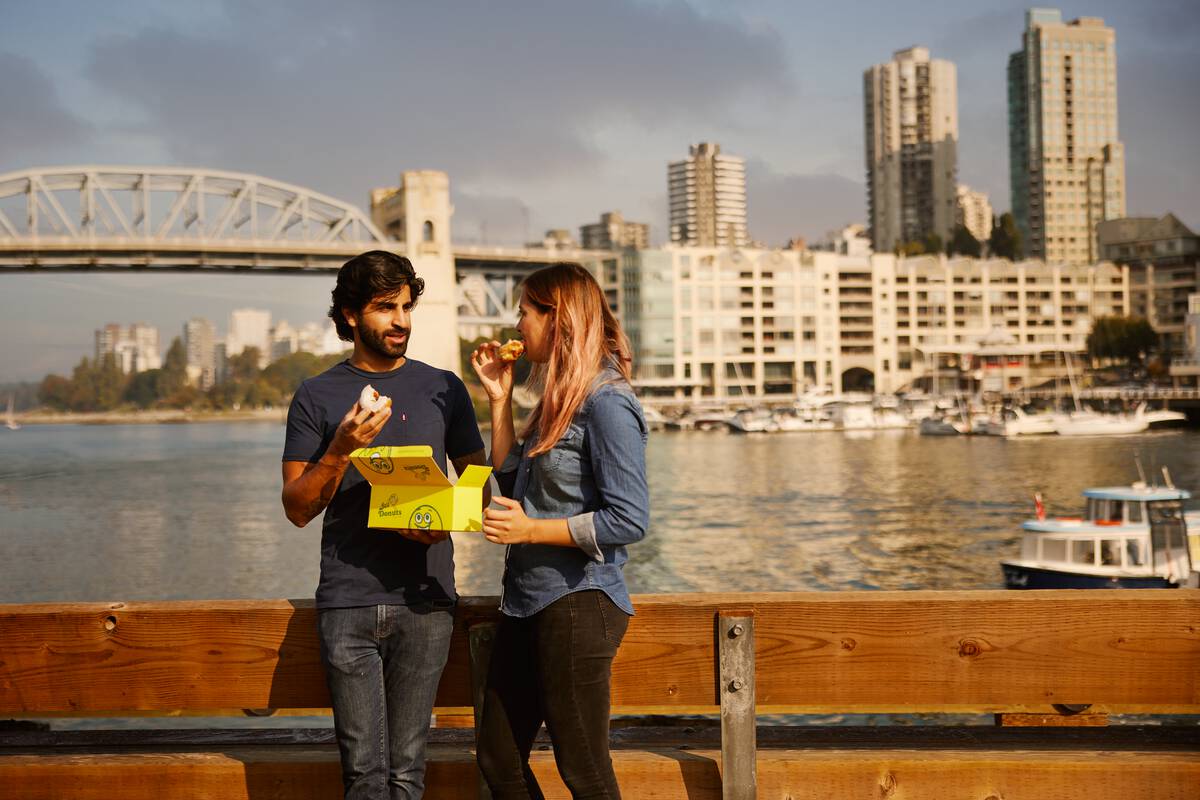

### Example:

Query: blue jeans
xmin=317 ymin=602 xmax=455 ymax=800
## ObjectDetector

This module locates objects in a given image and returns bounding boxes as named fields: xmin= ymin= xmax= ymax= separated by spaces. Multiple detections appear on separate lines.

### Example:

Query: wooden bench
xmin=2 ymin=590 xmax=1199 ymax=798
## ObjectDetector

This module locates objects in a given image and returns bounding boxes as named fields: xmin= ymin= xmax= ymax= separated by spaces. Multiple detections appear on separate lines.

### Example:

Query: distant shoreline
xmin=15 ymin=408 xmax=287 ymax=426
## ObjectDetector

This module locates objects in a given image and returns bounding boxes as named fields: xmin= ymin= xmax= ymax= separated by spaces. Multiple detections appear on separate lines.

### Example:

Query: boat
xmin=726 ymin=408 xmax=779 ymax=433
xmin=827 ymin=395 xmax=875 ymax=431
xmin=1052 ymin=404 xmax=1149 ymax=436
xmin=1002 ymin=484 xmax=1200 ymax=589
xmin=1142 ymin=407 xmax=1188 ymax=428
xmin=917 ymin=414 xmax=970 ymax=435
xmin=872 ymin=396 xmax=910 ymax=429
xmin=640 ymin=405 xmax=667 ymax=431
xmin=976 ymin=406 xmax=1057 ymax=437
xmin=772 ymin=406 xmax=835 ymax=432
xmin=4 ymin=394 xmax=18 ymax=431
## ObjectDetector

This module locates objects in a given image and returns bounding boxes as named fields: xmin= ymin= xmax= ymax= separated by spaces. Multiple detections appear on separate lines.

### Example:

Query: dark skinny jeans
xmin=477 ymin=589 xmax=629 ymax=799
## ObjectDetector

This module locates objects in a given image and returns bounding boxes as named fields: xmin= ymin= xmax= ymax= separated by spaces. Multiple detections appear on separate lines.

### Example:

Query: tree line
xmin=896 ymin=212 xmax=1023 ymax=259
xmin=38 ymin=337 xmax=350 ymax=413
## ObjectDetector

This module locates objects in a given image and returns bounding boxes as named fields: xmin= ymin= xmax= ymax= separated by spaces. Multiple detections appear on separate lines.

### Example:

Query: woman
xmin=470 ymin=262 xmax=649 ymax=799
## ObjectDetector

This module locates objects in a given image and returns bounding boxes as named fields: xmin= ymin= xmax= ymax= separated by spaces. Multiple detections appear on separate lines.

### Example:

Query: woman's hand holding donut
xmin=470 ymin=340 xmax=514 ymax=402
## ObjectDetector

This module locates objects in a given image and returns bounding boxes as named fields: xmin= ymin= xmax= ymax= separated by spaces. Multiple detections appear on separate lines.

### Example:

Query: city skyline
xmin=2 ymin=0 xmax=1197 ymax=380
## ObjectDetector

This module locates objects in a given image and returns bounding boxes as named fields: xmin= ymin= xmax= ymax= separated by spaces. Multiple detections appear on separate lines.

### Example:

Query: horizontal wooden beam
xmin=2 ymin=736 xmax=1198 ymax=800
xmin=1 ymin=591 xmax=1197 ymax=715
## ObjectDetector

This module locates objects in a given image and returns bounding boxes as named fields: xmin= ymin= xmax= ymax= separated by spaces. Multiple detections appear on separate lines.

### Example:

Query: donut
xmin=359 ymin=384 xmax=391 ymax=413
xmin=498 ymin=340 xmax=525 ymax=362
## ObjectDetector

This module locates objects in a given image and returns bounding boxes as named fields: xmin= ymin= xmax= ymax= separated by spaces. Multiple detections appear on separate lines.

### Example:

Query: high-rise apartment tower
xmin=668 ymin=143 xmax=748 ymax=247
xmin=1008 ymin=8 xmax=1125 ymax=263
xmin=863 ymin=46 xmax=959 ymax=253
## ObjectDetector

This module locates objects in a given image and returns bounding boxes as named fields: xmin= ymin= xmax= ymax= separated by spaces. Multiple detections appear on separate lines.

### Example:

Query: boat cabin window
xmin=1071 ymin=539 xmax=1096 ymax=565
xmin=1127 ymin=502 xmax=1144 ymax=524
xmin=1042 ymin=538 xmax=1068 ymax=562
xmin=1100 ymin=539 xmax=1121 ymax=566
xmin=1125 ymin=538 xmax=1146 ymax=567
xmin=1087 ymin=498 xmax=1125 ymax=523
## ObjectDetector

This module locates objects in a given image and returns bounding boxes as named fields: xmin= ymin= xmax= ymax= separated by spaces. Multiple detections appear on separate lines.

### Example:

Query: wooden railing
xmin=2 ymin=591 xmax=1199 ymax=799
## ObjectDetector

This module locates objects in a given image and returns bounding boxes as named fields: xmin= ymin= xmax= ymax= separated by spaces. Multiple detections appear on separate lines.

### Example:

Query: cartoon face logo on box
xmin=409 ymin=505 xmax=443 ymax=531
xmin=365 ymin=453 xmax=394 ymax=475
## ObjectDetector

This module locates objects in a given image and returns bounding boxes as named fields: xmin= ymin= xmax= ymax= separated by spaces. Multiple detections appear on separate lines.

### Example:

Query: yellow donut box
xmin=349 ymin=445 xmax=492 ymax=533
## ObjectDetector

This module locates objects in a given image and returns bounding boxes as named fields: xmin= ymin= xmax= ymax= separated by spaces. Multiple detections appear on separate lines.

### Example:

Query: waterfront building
xmin=620 ymin=246 xmax=1129 ymax=400
xmin=94 ymin=322 xmax=161 ymax=373
xmin=956 ymin=185 xmax=994 ymax=245
xmin=297 ymin=321 xmax=347 ymax=357
xmin=668 ymin=143 xmax=748 ymax=248
xmin=1008 ymin=9 xmax=1125 ymax=263
xmin=871 ymin=254 xmax=1128 ymax=393
xmin=580 ymin=211 xmax=650 ymax=251
xmin=183 ymin=317 xmax=217 ymax=390
xmin=270 ymin=320 xmax=298 ymax=362
xmin=370 ymin=170 xmax=459 ymax=372
xmin=863 ymin=46 xmax=959 ymax=254
xmin=1169 ymin=294 xmax=1200 ymax=387
xmin=621 ymin=247 xmax=839 ymax=401
xmin=1097 ymin=214 xmax=1200 ymax=358
xmin=226 ymin=308 xmax=272 ymax=368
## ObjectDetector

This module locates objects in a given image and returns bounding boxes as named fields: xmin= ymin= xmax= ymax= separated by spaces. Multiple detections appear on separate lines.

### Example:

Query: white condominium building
xmin=668 ymin=143 xmax=748 ymax=248
xmin=864 ymin=46 xmax=959 ymax=253
xmin=872 ymin=254 xmax=1128 ymax=393
xmin=1008 ymin=9 xmax=1125 ymax=264
xmin=226 ymin=308 xmax=272 ymax=368
xmin=622 ymin=247 xmax=839 ymax=400
xmin=94 ymin=322 xmax=162 ymax=373
xmin=620 ymin=247 xmax=1129 ymax=400
xmin=956 ymin=185 xmax=994 ymax=245
xmin=183 ymin=317 xmax=217 ymax=389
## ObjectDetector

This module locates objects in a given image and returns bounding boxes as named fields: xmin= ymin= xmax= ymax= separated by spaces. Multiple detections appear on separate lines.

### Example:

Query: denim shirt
xmin=494 ymin=372 xmax=649 ymax=617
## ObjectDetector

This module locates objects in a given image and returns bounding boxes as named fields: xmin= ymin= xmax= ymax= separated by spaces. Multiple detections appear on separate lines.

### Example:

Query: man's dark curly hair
xmin=328 ymin=250 xmax=426 ymax=342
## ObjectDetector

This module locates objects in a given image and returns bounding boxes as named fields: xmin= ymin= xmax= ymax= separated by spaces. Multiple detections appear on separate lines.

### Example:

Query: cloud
xmin=84 ymin=0 xmax=792 ymax=211
xmin=746 ymin=160 xmax=864 ymax=246
xmin=0 ymin=52 xmax=91 ymax=167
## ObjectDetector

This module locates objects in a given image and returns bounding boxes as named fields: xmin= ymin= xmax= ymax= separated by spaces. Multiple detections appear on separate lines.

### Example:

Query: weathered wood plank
xmin=3 ymin=724 xmax=1198 ymax=750
xmin=1 ymin=743 xmax=1198 ymax=800
xmin=1 ymin=591 xmax=1197 ymax=714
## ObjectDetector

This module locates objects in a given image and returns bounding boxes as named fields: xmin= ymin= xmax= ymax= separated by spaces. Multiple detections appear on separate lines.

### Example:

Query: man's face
xmin=347 ymin=285 xmax=414 ymax=360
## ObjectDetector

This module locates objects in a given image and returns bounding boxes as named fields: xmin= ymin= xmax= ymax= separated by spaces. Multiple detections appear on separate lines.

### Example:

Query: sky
xmin=1 ymin=0 xmax=1198 ymax=382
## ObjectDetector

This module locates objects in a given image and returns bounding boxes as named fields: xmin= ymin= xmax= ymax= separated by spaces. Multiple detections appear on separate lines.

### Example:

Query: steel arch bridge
xmin=0 ymin=165 xmax=620 ymax=331
xmin=0 ymin=166 xmax=388 ymax=271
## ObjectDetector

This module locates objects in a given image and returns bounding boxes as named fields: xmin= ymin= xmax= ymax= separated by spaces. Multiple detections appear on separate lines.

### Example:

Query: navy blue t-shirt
xmin=283 ymin=359 xmax=484 ymax=609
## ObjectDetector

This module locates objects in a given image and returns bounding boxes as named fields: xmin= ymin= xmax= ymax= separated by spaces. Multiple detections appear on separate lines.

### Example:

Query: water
xmin=2 ymin=422 xmax=1197 ymax=603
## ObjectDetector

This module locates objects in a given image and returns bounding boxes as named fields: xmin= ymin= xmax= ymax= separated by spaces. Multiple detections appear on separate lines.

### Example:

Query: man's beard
xmin=358 ymin=324 xmax=410 ymax=360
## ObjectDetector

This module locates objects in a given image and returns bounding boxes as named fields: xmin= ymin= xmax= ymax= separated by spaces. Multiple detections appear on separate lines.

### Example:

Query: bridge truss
xmin=0 ymin=166 xmax=620 ymax=333
xmin=0 ymin=166 xmax=387 ymax=271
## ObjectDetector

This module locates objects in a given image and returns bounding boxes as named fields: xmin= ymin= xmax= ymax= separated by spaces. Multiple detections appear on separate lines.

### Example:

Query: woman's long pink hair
xmin=520 ymin=263 xmax=632 ymax=456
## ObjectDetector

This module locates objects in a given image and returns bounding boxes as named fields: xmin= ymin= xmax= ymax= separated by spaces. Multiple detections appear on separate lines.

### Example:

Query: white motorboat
xmin=872 ymin=396 xmax=910 ymax=429
xmin=1143 ymin=407 xmax=1188 ymax=428
xmin=977 ymin=406 xmax=1058 ymax=437
xmin=726 ymin=408 xmax=779 ymax=434
xmin=773 ymin=407 xmax=835 ymax=431
xmin=1053 ymin=404 xmax=1149 ymax=436
xmin=918 ymin=414 xmax=971 ymax=435
xmin=828 ymin=397 xmax=875 ymax=431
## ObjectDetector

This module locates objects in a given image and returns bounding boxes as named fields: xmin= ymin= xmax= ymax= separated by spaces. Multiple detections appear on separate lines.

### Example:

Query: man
xmin=282 ymin=250 xmax=488 ymax=799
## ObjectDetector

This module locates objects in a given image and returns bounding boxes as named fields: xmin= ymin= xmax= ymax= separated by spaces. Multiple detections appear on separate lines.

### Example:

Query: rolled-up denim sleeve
xmin=573 ymin=390 xmax=649 ymax=559
xmin=494 ymin=440 xmax=524 ymax=499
